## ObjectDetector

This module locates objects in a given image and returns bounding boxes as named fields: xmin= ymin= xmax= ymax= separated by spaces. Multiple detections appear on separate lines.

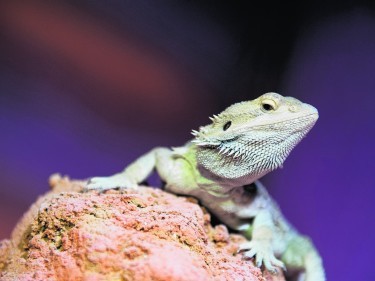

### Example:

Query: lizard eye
xmin=223 ymin=121 xmax=232 ymax=131
xmin=261 ymin=99 xmax=277 ymax=112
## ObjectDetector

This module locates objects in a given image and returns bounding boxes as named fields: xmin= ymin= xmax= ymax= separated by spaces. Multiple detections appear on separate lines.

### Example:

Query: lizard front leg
xmin=238 ymin=209 xmax=285 ymax=273
xmin=86 ymin=147 xmax=172 ymax=191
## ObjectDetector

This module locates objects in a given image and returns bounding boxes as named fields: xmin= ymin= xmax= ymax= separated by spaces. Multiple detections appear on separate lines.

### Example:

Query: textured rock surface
xmin=0 ymin=175 xmax=285 ymax=281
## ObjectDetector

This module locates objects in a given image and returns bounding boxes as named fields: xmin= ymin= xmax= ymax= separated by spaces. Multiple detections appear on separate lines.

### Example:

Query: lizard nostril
xmin=289 ymin=105 xmax=299 ymax=112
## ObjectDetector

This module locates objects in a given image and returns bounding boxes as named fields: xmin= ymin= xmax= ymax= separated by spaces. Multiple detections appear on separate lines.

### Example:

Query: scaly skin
xmin=87 ymin=92 xmax=325 ymax=281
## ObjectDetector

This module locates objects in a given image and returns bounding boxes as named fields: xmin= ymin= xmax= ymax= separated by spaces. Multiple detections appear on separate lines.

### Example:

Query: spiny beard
xmin=196 ymin=130 xmax=308 ymax=181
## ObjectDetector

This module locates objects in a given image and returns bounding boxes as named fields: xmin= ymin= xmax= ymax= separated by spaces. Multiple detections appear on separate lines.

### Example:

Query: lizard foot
xmin=239 ymin=240 xmax=286 ymax=273
xmin=85 ymin=175 xmax=137 ymax=191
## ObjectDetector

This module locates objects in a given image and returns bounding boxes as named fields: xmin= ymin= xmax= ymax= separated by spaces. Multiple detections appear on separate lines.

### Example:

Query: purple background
xmin=1 ymin=1 xmax=374 ymax=280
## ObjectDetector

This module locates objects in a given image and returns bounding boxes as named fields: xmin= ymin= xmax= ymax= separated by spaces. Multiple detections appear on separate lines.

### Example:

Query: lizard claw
xmin=239 ymin=240 xmax=285 ymax=273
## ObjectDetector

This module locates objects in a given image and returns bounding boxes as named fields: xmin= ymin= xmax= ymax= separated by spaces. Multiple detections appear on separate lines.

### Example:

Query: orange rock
xmin=0 ymin=175 xmax=285 ymax=281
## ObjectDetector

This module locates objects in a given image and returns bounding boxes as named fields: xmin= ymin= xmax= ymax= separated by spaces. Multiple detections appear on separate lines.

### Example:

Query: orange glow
xmin=0 ymin=1 xmax=199 ymax=116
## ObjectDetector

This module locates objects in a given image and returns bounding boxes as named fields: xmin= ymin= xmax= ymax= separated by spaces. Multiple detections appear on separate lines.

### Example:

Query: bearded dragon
xmin=86 ymin=92 xmax=325 ymax=281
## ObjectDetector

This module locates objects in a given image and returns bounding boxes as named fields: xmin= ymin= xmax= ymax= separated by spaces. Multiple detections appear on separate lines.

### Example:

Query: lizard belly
xmin=194 ymin=187 xmax=260 ymax=230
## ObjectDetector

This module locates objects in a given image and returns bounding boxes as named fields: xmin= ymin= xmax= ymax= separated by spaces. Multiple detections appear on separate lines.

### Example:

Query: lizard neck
xmin=180 ymin=143 xmax=262 ymax=188
xmin=175 ymin=143 xmax=242 ymax=192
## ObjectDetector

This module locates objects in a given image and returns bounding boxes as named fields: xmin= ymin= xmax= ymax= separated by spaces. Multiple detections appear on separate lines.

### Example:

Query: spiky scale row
xmin=191 ymin=129 xmax=199 ymax=136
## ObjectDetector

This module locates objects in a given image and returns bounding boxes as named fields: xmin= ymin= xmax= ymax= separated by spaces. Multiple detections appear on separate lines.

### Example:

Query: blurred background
xmin=0 ymin=0 xmax=374 ymax=280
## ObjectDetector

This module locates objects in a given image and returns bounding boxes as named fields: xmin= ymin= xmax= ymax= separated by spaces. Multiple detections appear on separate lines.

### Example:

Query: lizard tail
xmin=303 ymin=248 xmax=325 ymax=281
xmin=282 ymin=235 xmax=326 ymax=281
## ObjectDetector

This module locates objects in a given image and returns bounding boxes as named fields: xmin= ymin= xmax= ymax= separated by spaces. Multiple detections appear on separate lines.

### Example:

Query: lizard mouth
xmin=216 ymin=136 xmax=250 ymax=159
xmin=194 ymin=135 xmax=240 ymax=149
xmin=218 ymin=135 xmax=241 ymax=145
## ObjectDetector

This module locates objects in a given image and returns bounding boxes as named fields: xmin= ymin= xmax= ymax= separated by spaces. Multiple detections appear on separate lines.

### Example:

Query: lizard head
xmin=192 ymin=92 xmax=319 ymax=182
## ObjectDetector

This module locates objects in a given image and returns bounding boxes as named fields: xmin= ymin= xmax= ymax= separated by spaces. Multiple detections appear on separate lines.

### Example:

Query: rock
xmin=0 ymin=175 xmax=284 ymax=281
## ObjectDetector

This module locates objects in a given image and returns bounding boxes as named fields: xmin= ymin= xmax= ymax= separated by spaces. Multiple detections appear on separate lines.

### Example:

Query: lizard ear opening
xmin=223 ymin=121 xmax=232 ymax=131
